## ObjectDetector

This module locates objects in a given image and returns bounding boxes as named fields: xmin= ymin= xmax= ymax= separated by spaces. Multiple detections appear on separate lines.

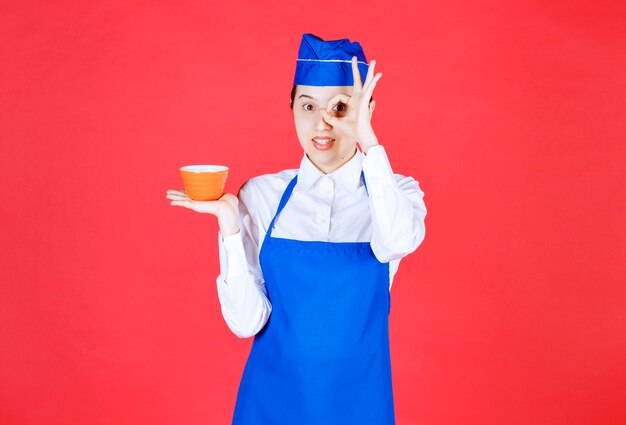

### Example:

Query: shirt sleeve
xmin=215 ymin=180 xmax=272 ymax=338
xmin=361 ymin=145 xmax=427 ymax=263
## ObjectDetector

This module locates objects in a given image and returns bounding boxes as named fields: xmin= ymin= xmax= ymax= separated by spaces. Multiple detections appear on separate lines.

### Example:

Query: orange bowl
xmin=179 ymin=165 xmax=229 ymax=201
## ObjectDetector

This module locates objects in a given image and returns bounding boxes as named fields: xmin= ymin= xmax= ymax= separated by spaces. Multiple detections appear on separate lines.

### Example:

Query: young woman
xmin=166 ymin=33 xmax=427 ymax=425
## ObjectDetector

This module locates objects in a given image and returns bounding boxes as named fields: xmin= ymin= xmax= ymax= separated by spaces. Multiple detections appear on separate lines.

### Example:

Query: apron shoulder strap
xmin=267 ymin=174 xmax=298 ymax=237
xmin=266 ymin=170 xmax=368 ymax=238
xmin=361 ymin=170 xmax=368 ymax=195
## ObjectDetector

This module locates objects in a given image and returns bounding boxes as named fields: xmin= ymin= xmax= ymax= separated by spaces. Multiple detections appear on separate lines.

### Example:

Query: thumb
xmin=320 ymin=109 xmax=342 ymax=129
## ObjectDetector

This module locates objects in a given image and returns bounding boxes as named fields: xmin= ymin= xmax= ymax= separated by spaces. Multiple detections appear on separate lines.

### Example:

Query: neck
xmin=308 ymin=148 xmax=358 ymax=174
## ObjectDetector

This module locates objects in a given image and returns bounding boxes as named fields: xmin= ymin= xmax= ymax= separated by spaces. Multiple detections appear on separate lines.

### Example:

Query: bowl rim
xmin=180 ymin=165 xmax=229 ymax=173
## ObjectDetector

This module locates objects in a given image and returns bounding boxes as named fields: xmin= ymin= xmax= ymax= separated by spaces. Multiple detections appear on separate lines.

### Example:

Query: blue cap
xmin=294 ymin=33 xmax=369 ymax=86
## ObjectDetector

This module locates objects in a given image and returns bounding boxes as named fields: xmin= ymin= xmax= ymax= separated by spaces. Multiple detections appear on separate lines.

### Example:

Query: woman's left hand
xmin=320 ymin=56 xmax=382 ymax=154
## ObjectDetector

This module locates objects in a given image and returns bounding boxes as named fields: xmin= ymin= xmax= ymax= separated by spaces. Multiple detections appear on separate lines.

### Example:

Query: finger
xmin=320 ymin=109 xmax=333 ymax=123
xmin=170 ymin=200 xmax=192 ymax=208
xmin=363 ymin=59 xmax=376 ymax=88
xmin=351 ymin=56 xmax=363 ymax=92
xmin=320 ymin=109 xmax=348 ymax=131
xmin=326 ymin=93 xmax=352 ymax=113
xmin=320 ymin=110 xmax=349 ymax=132
xmin=166 ymin=190 xmax=190 ymax=198
xmin=363 ymin=73 xmax=382 ymax=99
xmin=167 ymin=193 xmax=191 ymax=201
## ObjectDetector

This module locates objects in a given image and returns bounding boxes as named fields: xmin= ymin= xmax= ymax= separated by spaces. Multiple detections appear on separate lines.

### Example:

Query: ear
xmin=369 ymin=99 xmax=376 ymax=118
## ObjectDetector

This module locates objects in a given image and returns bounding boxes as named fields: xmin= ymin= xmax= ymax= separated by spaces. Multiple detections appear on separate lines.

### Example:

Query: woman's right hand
xmin=166 ymin=189 xmax=241 ymax=237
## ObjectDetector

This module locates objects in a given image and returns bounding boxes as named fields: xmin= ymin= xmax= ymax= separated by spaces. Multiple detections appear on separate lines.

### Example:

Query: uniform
xmin=215 ymin=33 xmax=427 ymax=424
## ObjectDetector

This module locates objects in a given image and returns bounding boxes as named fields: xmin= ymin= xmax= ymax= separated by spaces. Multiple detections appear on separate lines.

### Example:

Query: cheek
xmin=294 ymin=115 xmax=312 ymax=131
xmin=293 ymin=117 xmax=309 ymax=140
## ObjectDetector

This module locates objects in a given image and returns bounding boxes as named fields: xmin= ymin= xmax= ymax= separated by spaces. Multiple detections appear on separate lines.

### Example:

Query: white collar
xmin=295 ymin=148 xmax=364 ymax=195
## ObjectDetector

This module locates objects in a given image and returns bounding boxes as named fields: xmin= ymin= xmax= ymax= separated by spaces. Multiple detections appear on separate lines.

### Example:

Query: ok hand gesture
xmin=320 ymin=56 xmax=382 ymax=153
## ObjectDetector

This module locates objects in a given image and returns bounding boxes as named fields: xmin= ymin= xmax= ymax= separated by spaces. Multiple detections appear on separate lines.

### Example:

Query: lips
xmin=312 ymin=137 xmax=335 ymax=150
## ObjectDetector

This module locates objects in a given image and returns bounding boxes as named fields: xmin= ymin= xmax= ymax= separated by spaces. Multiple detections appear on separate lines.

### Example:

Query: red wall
xmin=2 ymin=1 xmax=625 ymax=424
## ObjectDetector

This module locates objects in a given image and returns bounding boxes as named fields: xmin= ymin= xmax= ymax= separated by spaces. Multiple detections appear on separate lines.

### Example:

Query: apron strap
xmin=266 ymin=170 xmax=369 ymax=237
xmin=361 ymin=170 xmax=368 ymax=195
xmin=267 ymin=175 xmax=299 ymax=237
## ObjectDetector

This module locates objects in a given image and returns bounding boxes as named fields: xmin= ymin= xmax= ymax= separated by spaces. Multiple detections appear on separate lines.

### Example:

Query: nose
xmin=315 ymin=110 xmax=332 ymax=131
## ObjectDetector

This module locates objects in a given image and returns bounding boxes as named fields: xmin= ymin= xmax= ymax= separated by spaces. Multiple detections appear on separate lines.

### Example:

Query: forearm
xmin=218 ymin=211 xmax=241 ymax=238
xmin=363 ymin=145 xmax=427 ymax=261
xmin=216 ymin=232 xmax=272 ymax=338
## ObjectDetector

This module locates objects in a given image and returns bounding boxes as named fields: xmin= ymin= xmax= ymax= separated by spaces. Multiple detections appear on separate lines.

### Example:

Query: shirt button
xmin=320 ymin=219 xmax=327 ymax=224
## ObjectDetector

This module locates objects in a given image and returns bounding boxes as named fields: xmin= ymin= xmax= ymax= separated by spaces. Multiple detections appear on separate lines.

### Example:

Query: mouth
xmin=312 ymin=137 xmax=335 ymax=151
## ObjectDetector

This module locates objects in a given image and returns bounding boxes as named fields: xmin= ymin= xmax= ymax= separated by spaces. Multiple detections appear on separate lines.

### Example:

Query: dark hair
xmin=289 ymin=85 xmax=374 ymax=110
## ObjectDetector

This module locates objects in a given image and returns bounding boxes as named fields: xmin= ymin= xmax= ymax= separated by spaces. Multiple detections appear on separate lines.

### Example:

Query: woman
xmin=166 ymin=33 xmax=427 ymax=425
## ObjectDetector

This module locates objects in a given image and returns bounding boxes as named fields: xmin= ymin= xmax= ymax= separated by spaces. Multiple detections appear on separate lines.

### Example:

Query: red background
xmin=1 ymin=1 xmax=625 ymax=424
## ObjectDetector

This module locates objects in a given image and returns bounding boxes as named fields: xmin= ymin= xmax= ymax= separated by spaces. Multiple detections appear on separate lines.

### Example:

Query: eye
xmin=331 ymin=102 xmax=348 ymax=116
xmin=303 ymin=104 xmax=314 ymax=111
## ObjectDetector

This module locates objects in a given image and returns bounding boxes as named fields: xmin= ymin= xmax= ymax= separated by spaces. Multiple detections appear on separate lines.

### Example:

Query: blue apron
xmin=232 ymin=173 xmax=395 ymax=425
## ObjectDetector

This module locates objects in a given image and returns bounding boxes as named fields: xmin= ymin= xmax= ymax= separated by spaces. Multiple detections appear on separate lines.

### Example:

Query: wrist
xmin=360 ymin=138 xmax=379 ymax=154
xmin=217 ymin=206 xmax=241 ymax=238
xmin=219 ymin=219 xmax=240 ymax=238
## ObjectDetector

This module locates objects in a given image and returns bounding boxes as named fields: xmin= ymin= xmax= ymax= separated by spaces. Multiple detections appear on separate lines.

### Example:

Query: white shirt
xmin=216 ymin=145 xmax=427 ymax=338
